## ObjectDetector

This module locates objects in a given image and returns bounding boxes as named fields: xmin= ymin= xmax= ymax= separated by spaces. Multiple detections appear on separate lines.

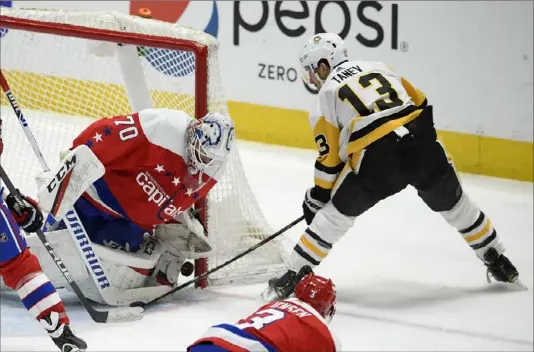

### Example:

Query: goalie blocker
xmin=29 ymin=145 xmax=212 ymax=306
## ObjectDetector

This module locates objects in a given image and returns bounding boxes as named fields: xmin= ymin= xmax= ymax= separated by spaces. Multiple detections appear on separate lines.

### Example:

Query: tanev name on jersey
xmin=330 ymin=65 xmax=363 ymax=84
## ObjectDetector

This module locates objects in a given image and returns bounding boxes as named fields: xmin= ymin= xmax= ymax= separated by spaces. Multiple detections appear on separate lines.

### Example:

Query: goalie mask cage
xmin=0 ymin=7 xmax=286 ymax=288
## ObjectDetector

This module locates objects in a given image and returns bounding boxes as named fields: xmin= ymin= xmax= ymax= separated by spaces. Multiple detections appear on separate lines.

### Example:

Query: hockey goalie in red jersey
xmin=188 ymin=269 xmax=341 ymax=352
xmin=30 ymin=108 xmax=235 ymax=305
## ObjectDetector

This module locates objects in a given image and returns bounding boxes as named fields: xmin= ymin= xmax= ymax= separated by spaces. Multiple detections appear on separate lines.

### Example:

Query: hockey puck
xmin=181 ymin=262 xmax=194 ymax=276
xmin=130 ymin=301 xmax=145 ymax=308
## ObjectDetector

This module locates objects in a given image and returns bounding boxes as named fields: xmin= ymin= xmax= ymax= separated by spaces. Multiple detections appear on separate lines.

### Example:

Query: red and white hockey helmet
xmin=295 ymin=273 xmax=337 ymax=323
xmin=186 ymin=112 xmax=234 ymax=176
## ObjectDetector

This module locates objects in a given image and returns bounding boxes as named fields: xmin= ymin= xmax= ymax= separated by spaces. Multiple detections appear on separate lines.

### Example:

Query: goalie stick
xmin=0 ymin=165 xmax=143 ymax=323
xmin=132 ymin=215 xmax=305 ymax=308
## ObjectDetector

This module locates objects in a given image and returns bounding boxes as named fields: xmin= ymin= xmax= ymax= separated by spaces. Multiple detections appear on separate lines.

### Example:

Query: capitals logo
xmin=129 ymin=1 xmax=219 ymax=77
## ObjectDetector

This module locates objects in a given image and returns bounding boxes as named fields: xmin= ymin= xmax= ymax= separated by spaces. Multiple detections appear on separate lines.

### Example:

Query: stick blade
xmin=94 ymin=306 xmax=144 ymax=324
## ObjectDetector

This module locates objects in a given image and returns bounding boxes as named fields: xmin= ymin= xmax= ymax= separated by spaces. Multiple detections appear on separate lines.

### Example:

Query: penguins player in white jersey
xmin=263 ymin=33 xmax=520 ymax=300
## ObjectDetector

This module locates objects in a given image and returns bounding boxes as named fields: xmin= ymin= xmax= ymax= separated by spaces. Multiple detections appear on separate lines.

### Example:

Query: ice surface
xmin=1 ymin=115 xmax=532 ymax=351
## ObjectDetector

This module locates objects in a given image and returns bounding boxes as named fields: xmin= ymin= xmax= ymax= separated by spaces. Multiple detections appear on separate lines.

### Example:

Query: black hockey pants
xmin=332 ymin=105 xmax=463 ymax=217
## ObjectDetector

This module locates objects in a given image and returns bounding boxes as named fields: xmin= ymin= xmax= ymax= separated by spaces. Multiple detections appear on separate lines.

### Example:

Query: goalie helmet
xmin=295 ymin=272 xmax=337 ymax=323
xmin=186 ymin=112 xmax=235 ymax=176
xmin=299 ymin=33 xmax=348 ymax=87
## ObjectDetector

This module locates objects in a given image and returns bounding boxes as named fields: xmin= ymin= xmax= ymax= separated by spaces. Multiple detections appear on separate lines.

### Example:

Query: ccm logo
xmin=46 ymin=155 xmax=76 ymax=193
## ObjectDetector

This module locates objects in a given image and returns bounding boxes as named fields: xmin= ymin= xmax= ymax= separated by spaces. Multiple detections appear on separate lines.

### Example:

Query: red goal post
xmin=0 ymin=7 xmax=286 ymax=288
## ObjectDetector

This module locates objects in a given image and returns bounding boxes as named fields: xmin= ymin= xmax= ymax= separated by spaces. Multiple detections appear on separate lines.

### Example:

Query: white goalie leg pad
xmin=96 ymin=237 xmax=162 ymax=291
xmin=27 ymin=222 xmax=172 ymax=305
xmin=80 ymin=237 xmax=174 ymax=305
xmin=23 ymin=229 xmax=90 ymax=290
xmin=23 ymin=228 xmax=166 ymax=305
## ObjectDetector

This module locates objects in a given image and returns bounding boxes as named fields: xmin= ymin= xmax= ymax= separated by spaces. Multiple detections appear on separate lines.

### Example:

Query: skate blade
xmin=261 ymin=286 xmax=279 ymax=302
xmin=512 ymin=278 xmax=528 ymax=291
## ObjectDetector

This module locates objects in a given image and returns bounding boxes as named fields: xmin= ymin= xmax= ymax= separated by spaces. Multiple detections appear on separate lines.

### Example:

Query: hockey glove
xmin=302 ymin=187 xmax=327 ymax=225
xmin=5 ymin=191 xmax=44 ymax=233
xmin=155 ymin=208 xmax=213 ymax=259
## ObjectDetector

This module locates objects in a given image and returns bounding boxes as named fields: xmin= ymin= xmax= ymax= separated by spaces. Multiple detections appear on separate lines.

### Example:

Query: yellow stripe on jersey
xmin=312 ymin=116 xmax=344 ymax=190
xmin=346 ymin=107 xmax=423 ymax=156
xmin=401 ymin=78 xmax=427 ymax=107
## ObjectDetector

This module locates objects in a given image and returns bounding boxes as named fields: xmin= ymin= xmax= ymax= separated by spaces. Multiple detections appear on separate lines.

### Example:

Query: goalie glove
xmin=155 ymin=208 xmax=213 ymax=259
xmin=4 ymin=190 xmax=44 ymax=233
xmin=152 ymin=245 xmax=186 ymax=287
xmin=302 ymin=187 xmax=328 ymax=225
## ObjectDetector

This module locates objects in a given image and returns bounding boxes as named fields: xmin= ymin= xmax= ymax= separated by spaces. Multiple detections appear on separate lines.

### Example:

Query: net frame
xmin=0 ymin=8 xmax=285 ymax=289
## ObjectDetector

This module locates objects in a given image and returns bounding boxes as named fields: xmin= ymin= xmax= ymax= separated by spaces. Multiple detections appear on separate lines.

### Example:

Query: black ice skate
xmin=262 ymin=266 xmax=312 ymax=301
xmin=40 ymin=312 xmax=87 ymax=352
xmin=483 ymin=247 xmax=519 ymax=284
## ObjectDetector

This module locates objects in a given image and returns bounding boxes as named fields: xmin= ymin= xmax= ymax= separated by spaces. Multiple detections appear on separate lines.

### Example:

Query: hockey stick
xmin=0 ymin=71 xmax=145 ymax=320
xmin=132 ymin=215 xmax=305 ymax=308
xmin=0 ymin=165 xmax=143 ymax=323
xmin=0 ymin=72 xmax=48 ymax=171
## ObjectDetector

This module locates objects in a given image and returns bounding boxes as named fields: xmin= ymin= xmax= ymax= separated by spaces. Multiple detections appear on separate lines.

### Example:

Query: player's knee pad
xmin=0 ymin=248 xmax=42 ymax=289
xmin=417 ymin=163 xmax=463 ymax=212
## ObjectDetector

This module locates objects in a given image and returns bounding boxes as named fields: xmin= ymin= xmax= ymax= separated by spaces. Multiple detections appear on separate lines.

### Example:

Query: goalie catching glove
xmin=156 ymin=207 xmax=213 ymax=259
xmin=153 ymin=207 xmax=212 ymax=286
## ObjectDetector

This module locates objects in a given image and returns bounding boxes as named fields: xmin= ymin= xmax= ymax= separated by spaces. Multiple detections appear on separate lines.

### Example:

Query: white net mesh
xmin=0 ymin=7 xmax=286 ymax=286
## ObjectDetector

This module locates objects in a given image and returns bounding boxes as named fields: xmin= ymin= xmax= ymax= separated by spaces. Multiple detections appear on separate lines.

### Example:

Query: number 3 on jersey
xmin=235 ymin=309 xmax=285 ymax=330
xmin=315 ymin=134 xmax=329 ymax=157
xmin=338 ymin=72 xmax=403 ymax=117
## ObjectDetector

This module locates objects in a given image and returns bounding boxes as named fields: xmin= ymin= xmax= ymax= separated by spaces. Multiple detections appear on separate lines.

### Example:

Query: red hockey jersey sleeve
xmin=71 ymin=109 xmax=219 ymax=228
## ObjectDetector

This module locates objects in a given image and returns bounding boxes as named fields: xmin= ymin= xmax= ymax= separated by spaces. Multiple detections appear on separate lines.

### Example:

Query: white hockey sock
xmin=288 ymin=202 xmax=354 ymax=271
xmin=440 ymin=192 xmax=504 ymax=260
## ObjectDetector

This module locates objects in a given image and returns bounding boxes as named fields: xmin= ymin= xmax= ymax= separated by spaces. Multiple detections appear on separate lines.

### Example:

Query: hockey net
xmin=0 ymin=7 xmax=286 ymax=287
